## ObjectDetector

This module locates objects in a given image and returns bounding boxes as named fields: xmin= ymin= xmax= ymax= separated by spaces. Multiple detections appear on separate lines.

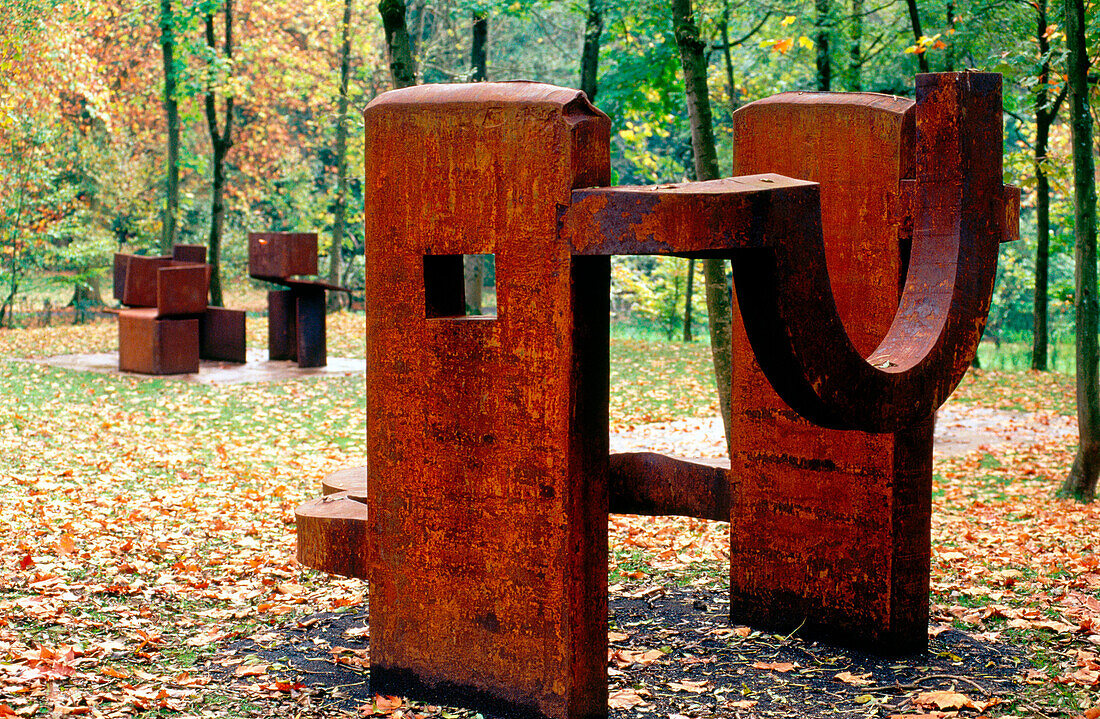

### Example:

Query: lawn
xmin=0 ymin=318 xmax=1095 ymax=717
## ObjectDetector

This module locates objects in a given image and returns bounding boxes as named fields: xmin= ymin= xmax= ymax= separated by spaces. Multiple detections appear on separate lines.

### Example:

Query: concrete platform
xmin=24 ymin=350 xmax=365 ymax=385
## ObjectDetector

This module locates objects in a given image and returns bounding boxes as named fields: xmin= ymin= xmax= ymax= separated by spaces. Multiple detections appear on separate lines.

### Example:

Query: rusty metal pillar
xmin=295 ymin=285 xmax=327 ymax=368
xmin=267 ymin=290 xmax=296 ymax=361
xmin=365 ymin=83 xmax=611 ymax=719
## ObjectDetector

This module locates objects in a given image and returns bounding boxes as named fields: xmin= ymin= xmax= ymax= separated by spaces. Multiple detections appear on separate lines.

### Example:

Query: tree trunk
xmin=1032 ymin=0 xmax=1065 ymax=371
xmin=329 ymin=0 xmax=354 ymax=310
xmin=204 ymin=0 xmax=234 ymax=308
xmin=580 ymin=0 xmax=602 ymax=102
xmin=672 ymin=0 xmax=734 ymax=453
xmin=944 ymin=1 xmax=955 ymax=71
xmin=471 ymin=10 xmax=488 ymax=81
xmin=683 ymin=258 xmax=694 ymax=342
xmin=815 ymin=0 xmax=831 ymax=90
xmin=1060 ymin=0 xmax=1100 ymax=502
xmin=160 ymin=0 xmax=180 ymax=253
xmin=905 ymin=0 xmax=930 ymax=73
xmin=847 ymin=0 xmax=862 ymax=90
xmin=379 ymin=0 xmax=416 ymax=88
xmin=719 ymin=0 xmax=737 ymax=111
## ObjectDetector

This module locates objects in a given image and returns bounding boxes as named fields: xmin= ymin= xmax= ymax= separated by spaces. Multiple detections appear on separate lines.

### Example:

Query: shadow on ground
xmin=207 ymin=584 xmax=1030 ymax=718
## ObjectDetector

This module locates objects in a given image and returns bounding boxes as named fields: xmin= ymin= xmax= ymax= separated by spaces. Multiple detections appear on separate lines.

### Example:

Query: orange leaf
xmin=753 ymin=661 xmax=796 ymax=672
xmin=913 ymin=690 xmax=977 ymax=710
xmin=772 ymin=38 xmax=794 ymax=53
xmin=57 ymin=534 xmax=75 ymax=556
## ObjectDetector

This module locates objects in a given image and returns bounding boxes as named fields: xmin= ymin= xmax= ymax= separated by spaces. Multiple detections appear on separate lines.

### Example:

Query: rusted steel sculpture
xmin=248 ymin=232 xmax=350 ymax=368
xmin=112 ymin=244 xmax=246 ymax=374
xmin=296 ymin=73 xmax=1018 ymax=719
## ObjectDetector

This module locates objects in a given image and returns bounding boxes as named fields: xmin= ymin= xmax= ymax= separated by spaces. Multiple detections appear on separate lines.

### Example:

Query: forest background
xmin=0 ymin=0 xmax=1085 ymax=362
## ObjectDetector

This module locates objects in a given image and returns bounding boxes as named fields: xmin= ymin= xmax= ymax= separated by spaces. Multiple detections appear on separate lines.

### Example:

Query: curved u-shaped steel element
xmin=733 ymin=72 xmax=1004 ymax=433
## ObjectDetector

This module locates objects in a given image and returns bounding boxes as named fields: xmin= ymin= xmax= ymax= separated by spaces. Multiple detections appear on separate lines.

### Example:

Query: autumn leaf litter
xmin=0 ymin=323 xmax=1096 ymax=717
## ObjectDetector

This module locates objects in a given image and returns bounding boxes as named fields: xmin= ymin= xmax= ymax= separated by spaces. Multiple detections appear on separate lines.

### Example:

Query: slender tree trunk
xmin=1033 ymin=0 xmax=1053 ymax=370
xmin=672 ymin=0 xmax=734 ymax=453
xmin=815 ymin=0 xmax=831 ymax=90
xmin=160 ymin=0 xmax=179 ymax=253
xmin=1060 ymin=0 xmax=1100 ymax=502
xmin=470 ymin=11 xmax=487 ymax=81
xmin=847 ymin=0 xmax=862 ymax=90
xmin=204 ymin=0 xmax=234 ymax=307
xmin=720 ymin=0 xmax=738 ymax=111
xmin=683 ymin=258 xmax=695 ymax=342
xmin=379 ymin=0 xmax=416 ymax=88
xmin=580 ymin=0 xmax=603 ymax=101
xmin=944 ymin=1 xmax=955 ymax=71
xmin=905 ymin=0 xmax=930 ymax=73
xmin=329 ymin=0 xmax=354 ymax=310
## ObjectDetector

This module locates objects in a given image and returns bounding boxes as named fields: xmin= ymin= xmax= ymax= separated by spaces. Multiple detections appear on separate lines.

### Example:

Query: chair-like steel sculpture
xmin=296 ymin=72 xmax=1017 ymax=719
xmin=112 ymin=244 xmax=246 ymax=374
xmin=248 ymin=232 xmax=351 ymax=368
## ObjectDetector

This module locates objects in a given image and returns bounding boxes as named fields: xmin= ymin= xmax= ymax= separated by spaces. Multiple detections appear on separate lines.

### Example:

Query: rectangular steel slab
xmin=248 ymin=232 xmax=318 ymax=279
xmin=729 ymin=89 xmax=928 ymax=649
xmin=200 ymin=307 xmax=246 ymax=363
xmin=365 ymin=82 xmax=611 ymax=719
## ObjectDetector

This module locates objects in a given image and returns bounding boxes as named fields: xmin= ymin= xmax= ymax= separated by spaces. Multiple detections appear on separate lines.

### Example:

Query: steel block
xmin=248 ymin=232 xmax=318 ymax=279
xmin=156 ymin=265 xmax=209 ymax=317
xmin=267 ymin=290 xmax=296 ymax=361
xmin=117 ymin=309 xmax=199 ymax=375
xmin=200 ymin=307 xmax=246 ymax=363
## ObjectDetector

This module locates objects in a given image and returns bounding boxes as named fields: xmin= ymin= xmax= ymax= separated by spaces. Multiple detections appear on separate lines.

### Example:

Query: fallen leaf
xmin=913 ymin=690 xmax=977 ymax=710
xmin=752 ymin=661 xmax=796 ymax=672
xmin=608 ymin=688 xmax=650 ymax=709
xmin=835 ymin=671 xmax=872 ymax=685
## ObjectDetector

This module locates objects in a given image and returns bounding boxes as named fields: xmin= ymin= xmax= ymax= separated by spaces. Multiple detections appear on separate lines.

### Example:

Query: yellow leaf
xmin=781 ymin=15 xmax=797 ymax=25
xmin=798 ymin=35 xmax=814 ymax=49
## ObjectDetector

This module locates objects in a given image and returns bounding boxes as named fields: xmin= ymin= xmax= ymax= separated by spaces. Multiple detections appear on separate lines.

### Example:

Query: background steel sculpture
xmin=248 ymin=232 xmax=351 ymax=368
xmin=112 ymin=244 xmax=246 ymax=374
xmin=296 ymin=72 xmax=1018 ymax=719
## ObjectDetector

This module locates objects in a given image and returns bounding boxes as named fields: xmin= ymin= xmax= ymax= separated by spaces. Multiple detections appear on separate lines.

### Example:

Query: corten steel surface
xmin=608 ymin=453 xmax=729 ymax=522
xmin=295 ymin=286 xmax=327 ymax=368
xmin=727 ymin=89 xmax=927 ymax=648
xmin=296 ymin=492 xmax=369 ymax=579
xmin=200 ymin=307 xmax=247 ymax=363
xmin=320 ymin=465 xmax=367 ymax=495
xmin=172 ymin=244 xmax=208 ymax=264
xmin=156 ymin=265 xmax=209 ymax=317
xmin=248 ymin=232 xmax=318 ymax=279
xmin=267 ymin=290 xmax=297 ymax=361
xmin=121 ymin=255 xmax=174 ymax=307
xmin=294 ymin=73 xmax=1013 ymax=719
xmin=113 ymin=245 xmax=246 ymax=374
xmin=312 ymin=460 xmax=726 ymax=520
xmin=249 ymin=233 xmax=348 ymax=368
xmin=364 ymin=82 xmax=611 ymax=719
xmin=117 ymin=309 xmax=199 ymax=375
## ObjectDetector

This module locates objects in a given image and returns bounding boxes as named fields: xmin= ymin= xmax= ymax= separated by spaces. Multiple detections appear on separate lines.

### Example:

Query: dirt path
xmin=610 ymin=401 xmax=1078 ymax=459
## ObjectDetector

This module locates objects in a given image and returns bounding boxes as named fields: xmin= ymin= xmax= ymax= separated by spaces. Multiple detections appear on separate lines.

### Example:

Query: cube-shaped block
xmin=122 ymin=256 xmax=173 ymax=308
xmin=118 ymin=309 xmax=199 ymax=375
xmin=248 ymin=233 xmax=318 ymax=279
xmin=157 ymin=265 xmax=209 ymax=317
xmin=200 ymin=307 xmax=247 ymax=363
xmin=172 ymin=244 xmax=207 ymax=263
